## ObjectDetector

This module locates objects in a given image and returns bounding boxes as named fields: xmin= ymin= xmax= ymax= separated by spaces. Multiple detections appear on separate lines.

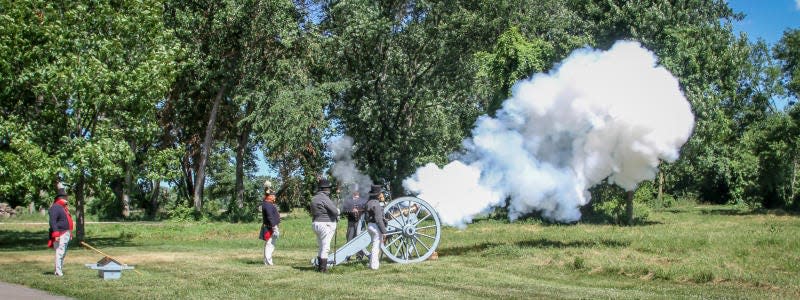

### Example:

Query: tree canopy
xmin=1 ymin=0 xmax=798 ymax=233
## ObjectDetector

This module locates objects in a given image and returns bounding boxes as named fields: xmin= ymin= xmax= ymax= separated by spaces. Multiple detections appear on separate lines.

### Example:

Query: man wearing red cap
xmin=48 ymin=190 xmax=73 ymax=277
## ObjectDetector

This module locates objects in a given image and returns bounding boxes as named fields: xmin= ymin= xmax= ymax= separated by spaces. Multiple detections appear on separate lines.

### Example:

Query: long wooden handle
xmin=80 ymin=241 xmax=142 ymax=275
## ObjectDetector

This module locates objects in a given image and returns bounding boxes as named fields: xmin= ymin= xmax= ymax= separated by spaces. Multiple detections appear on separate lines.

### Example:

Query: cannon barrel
xmin=386 ymin=203 xmax=419 ymax=220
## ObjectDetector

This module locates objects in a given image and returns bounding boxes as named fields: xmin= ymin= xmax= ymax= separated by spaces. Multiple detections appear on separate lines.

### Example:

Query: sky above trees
xmin=728 ymin=0 xmax=799 ymax=45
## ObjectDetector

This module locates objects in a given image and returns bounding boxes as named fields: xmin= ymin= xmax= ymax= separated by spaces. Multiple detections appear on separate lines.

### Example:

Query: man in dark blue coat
xmin=261 ymin=181 xmax=281 ymax=265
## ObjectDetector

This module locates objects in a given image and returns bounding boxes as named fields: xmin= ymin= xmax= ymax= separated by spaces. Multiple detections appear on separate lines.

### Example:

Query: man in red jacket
xmin=261 ymin=181 xmax=281 ymax=266
xmin=48 ymin=191 xmax=73 ymax=277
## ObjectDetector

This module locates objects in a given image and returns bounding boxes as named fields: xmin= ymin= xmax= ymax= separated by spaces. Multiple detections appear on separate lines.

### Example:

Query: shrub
xmin=168 ymin=204 xmax=196 ymax=222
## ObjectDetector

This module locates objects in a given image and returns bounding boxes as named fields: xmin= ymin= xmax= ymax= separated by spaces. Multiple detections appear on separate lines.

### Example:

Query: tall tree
xmin=164 ymin=0 xmax=245 ymax=212
xmin=1 ymin=0 xmax=176 ymax=238
xmin=774 ymin=28 xmax=800 ymax=99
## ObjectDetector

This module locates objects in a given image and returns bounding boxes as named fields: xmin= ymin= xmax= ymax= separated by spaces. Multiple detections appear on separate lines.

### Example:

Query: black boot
xmin=319 ymin=258 xmax=328 ymax=273
xmin=315 ymin=257 xmax=321 ymax=272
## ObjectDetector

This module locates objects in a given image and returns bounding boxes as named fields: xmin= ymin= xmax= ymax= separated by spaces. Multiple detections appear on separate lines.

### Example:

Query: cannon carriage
xmin=313 ymin=195 xmax=442 ymax=267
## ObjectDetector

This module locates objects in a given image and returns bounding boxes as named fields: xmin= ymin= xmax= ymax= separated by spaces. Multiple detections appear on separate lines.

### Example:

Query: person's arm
xmin=377 ymin=207 xmax=388 ymax=234
xmin=261 ymin=202 xmax=272 ymax=225
xmin=372 ymin=204 xmax=388 ymax=234
xmin=48 ymin=208 xmax=56 ymax=237
xmin=267 ymin=205 xmax=280 ymax=228
xmin=324 ymin=198 xmax=339 ymax=220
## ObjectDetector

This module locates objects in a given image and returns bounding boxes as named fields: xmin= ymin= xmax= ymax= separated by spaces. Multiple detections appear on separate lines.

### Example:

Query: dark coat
xmin=261 ymin=201 xmax=280 ymax=229
xmin=365 ymin=199 xmax=387 ymax=234
xmin=342 ymin=196 xmax=366 ymax=222
xmin=310 ymin=191 xmax=339 ymax=222
xmin=48 ymin=203 xmax=70 ymax=233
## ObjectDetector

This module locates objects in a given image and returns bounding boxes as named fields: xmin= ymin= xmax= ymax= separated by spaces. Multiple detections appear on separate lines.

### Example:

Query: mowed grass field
xmin=0 ymin=204 xmax=798 ymax=299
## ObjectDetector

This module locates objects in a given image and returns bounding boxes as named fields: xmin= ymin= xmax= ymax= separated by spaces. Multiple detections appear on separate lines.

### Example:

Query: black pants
xmin=345 ymin=219 xmax=359 ymax=241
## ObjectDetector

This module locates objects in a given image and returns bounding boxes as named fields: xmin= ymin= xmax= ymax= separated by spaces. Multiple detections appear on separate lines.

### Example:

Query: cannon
xmin=313 ymin=196 xmax=442 ymax=267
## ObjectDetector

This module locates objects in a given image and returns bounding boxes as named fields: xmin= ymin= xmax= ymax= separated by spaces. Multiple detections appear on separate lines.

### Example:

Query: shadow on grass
xmin=291 ymin=265 xmax=318 ymax=272
xmin=437 ymin=242 xmax=502 ymax=256
xmin=0 ymin=229 xmax=136 ymax=252
xmin=700 ymin=208 xmax=799 ymax=216
xmin=470 ymin=214 xmax=663 ymax=227
xmin=517 ymin=238 xmax=630 ymax=248
xmin=438 ymin=238 xmax=629 ymax=257
xmin=237 ymin=258 xmax=265 ymax=265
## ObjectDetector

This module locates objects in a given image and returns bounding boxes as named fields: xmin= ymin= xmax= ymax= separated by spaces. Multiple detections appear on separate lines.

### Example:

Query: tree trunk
xmin=149 ymin=178 xmax=160 ymax=218
xmin=121 ymin=164 xmax=132 ymax=218
xmin=181 ymin=154 xmax=194 ymax=204
xmin=792 ymin=158 xmax=798 ymax=205
xmin=193 ymin=86 xmax=226 ymax=212
xmin=234 ymin=122 xmax=251 ymax=210
xmin=658 ymin=172 xmax=664 ymax=203
xmin=625 ymin=191 xmax=634 ymax=226
xmin=234 ymin=135 xmax=246 ymax=210
xmin=111 ymin=178 xmax=124 ymax=216
xmin=75 ymin=172 xmax=86 ymax=242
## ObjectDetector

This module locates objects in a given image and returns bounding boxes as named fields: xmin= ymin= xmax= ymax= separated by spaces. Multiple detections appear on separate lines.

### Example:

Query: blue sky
xmin=728 ymin=0 xmax=800 ymax=45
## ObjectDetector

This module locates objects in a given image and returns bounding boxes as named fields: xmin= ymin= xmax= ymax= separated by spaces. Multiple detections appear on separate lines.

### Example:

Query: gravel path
xmin=0 ymin=282 xmax=72 ymax=300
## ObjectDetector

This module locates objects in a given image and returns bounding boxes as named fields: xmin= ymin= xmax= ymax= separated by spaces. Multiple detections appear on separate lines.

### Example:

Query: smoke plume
xmin=328 ymin=135 xmax=373 ymax=198
xmin=403 ymin=41 xmax=695 ymax=228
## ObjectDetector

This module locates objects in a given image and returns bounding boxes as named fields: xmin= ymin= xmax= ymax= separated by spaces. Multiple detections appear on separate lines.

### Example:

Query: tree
xmin=774 ymin=28 xmax=800 ymax=99
xmin=319 ymin=0 xmax=557 ymax=191
xmin=473 ymin=26 xmax=554 ymax=115
xmin=163 ymin=0 xmax=252 ymax=212
xmin=1 ymin=1 xmax=177 ymax=238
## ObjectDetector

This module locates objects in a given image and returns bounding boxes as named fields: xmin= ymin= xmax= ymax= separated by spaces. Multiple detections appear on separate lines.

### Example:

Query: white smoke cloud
xmin=404 ymin=41 xmax=695 ymax=228
xmin=328 ymin=135 xmax=373 ymax=198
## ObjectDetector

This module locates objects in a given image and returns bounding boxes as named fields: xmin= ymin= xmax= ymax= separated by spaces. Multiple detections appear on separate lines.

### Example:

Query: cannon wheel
xmin=380 ymin=196 xmax=441 ymax=264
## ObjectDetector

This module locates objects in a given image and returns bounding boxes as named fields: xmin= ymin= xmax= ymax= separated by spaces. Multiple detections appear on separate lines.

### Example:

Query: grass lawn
xmin=0 ymin=204 xmax=798 ymax=299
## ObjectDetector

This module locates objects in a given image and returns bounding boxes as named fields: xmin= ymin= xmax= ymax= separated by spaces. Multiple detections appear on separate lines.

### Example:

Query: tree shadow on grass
xmin=0 ymin=229 xmax=136 ymax=252
xmin=700 ymin=208 xmax=799 ymax=216
xmin=437 ymin=238 xmax=630 ymax=258
xmin=472 ymin=213 xmax=663 ymax=227
xmin=516 ymin=238 xmax=630 ymax=249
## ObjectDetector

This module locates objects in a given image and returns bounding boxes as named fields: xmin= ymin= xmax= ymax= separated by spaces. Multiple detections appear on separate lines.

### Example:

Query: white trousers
xmin=368 ymin=223 xmax=382 ymax=270
xmin=312 ymin=222 xmax=336 ymax=259
xmin=263 ymin=237 xmax=276 ymax=265
xmin=54 ymin=231 xmax=71 ymax=276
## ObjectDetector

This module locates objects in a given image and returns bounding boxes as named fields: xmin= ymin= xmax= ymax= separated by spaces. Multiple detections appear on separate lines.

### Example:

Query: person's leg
xmin=264 ymin=237 xmax=275 ymax=265
xmin=367 ymin=223 xmax=380 ymax=270
xmin=319 ymin=222 xmax=336 ymax=272
xmin=54 ymin=231 xmax=70 ymax=276
xmin=345 ymin=221 xmax=357 ymax=261
xmin=312 ymin=222 xmax=323 ymax=271
xmin=346 ymin=221 xmax=356 ymax=241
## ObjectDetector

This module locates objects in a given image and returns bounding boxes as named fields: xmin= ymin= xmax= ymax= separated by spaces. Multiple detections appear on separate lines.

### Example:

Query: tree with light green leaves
xmin=0 ymin=0 xmax=177 ymax=239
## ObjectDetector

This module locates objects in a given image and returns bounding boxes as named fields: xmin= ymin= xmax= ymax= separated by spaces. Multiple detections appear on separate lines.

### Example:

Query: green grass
xmin=0 ymin=205 xmax=798 ymax=299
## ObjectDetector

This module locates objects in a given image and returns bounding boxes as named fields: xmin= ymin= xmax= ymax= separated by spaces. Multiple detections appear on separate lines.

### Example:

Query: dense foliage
xmin=1 ymin=0 xmax=798 ymax=235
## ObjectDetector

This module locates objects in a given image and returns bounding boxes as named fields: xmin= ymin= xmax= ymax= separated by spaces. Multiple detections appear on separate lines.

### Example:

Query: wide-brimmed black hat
xmin=317 ymin=178 xmax=332 ymax=190
xmin=368 ymin=184 xmax=382 ymax=197
xmin=55 ymin=191 xmax=68 ymax=200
